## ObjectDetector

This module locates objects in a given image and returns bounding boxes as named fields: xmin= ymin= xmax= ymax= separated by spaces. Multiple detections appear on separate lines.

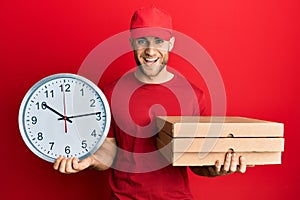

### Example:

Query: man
xmin=54 ymin=5 xmax=247 ymax=199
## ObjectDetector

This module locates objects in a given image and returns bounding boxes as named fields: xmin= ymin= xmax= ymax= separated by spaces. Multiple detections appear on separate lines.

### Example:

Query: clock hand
xmin=42 ymin=102 xmax=73 ymax=123
xmin=58 ymin=112 xmax=101 ymax=120
xmin=62 ymin=85 xmax=68 ymax=133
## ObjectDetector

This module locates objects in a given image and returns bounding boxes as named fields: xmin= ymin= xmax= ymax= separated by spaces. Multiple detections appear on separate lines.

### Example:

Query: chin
xmin=139 ymin=64 xmax=165 ymax=77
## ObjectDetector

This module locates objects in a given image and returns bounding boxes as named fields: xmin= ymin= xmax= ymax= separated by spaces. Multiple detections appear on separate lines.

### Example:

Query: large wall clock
xmin=18 ymin=73 xmax=111 ymax=163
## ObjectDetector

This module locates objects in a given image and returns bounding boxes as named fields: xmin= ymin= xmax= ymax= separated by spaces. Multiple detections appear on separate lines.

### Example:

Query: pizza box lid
xmin=156 ymin=116 xmax=284 ymax=138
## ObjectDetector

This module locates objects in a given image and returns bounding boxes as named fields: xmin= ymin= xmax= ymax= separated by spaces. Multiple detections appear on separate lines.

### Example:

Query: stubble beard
xmin=134 ymin=51 xmax=169 ymax=78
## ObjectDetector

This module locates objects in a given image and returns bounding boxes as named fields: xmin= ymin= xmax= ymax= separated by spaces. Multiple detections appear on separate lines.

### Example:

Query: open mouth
xmin=144 ymin=57 xmax=159 ymax=64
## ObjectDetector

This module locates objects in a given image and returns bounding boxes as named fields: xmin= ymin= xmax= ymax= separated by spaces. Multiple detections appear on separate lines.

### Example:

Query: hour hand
xmin=42 ymin=102 xmax=73 ymax=123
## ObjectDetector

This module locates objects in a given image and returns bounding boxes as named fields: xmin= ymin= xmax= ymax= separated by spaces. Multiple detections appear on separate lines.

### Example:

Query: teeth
xmin=145 ymin=58 xmax=158 ymax=62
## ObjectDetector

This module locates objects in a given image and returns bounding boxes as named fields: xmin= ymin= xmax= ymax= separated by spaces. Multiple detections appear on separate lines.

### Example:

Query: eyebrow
xmin=135 ymin=37 xmax=164 ymax=40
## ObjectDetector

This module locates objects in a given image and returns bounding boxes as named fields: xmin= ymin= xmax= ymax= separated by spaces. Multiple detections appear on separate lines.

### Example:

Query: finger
xmin=58 ymin=157 xmax=67 ymax=173
xmin=65 ymin=158 xmax=76 ymax=174
xmin=72 ymin=157 xmax=80 ymax=170
xmin=223 ymin=152 xmax=232 ymax=172
xmin=230 ymin=153 xmax=238 ymax=172
xmin=215 ymin=160 xmax=222 ymax=174
xmin=77 ymin=156 xmax=93 ymax=171
xmin=53 ymin=155 xmax=63 ymax=170
xmin=238 ymin=156 xmax=247 ymax=173
xmin=207 ymin=166 xmax=218 ymax=177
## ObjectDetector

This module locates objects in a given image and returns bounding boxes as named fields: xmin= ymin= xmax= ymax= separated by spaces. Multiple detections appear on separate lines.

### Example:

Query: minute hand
xmin=58 ymin=112 xmax=101 ymax=120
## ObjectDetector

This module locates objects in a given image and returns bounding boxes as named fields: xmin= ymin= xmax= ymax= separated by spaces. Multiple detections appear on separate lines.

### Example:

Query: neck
xmin=134 ymin=67 xmax=174 ymax=84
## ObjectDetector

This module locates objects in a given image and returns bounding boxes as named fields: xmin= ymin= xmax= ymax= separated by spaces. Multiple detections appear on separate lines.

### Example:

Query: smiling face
xmin=130 ymin=36 xmax=175 ymax=83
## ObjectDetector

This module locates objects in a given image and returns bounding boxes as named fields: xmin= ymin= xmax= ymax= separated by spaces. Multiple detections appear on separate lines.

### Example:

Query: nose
xmin=144 ymin=46 xmax=156 ymax=56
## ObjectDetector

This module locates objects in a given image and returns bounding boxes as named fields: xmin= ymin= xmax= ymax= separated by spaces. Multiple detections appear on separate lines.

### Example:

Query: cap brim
xmin=130 ymin=27 xmax=172 ymax=41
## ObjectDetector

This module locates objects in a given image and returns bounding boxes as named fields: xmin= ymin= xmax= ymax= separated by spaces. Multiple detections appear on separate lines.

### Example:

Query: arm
xmin=190 ymin=152 xmax=247 ymax=177
xmin=53 ymin=137 xmax=117 ymax=174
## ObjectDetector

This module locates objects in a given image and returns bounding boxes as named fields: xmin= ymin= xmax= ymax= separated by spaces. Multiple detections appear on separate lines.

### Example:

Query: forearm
xmin=90 ymin=137 xmax=117 ymax=171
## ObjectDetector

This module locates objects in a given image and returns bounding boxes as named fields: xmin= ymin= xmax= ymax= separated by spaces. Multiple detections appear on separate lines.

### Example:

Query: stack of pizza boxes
xmin=156 ymin=116 xmax=284 ymax=166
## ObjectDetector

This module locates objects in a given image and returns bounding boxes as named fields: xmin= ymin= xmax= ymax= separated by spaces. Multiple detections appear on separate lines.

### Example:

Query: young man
xmin=54 ymin=5 xmax=247 ymax=199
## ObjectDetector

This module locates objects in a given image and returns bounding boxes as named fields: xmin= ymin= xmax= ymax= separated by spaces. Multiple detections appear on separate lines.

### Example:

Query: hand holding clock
xmin=54 ymin=156 xmax=92 ymax=174
xmin=53 ymin=137 xmax=117 ymax=174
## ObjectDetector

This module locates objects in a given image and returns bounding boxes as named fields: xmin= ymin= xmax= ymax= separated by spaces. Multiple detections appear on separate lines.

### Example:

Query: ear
xmin=168 ymin=37 xmax=175 ymax=51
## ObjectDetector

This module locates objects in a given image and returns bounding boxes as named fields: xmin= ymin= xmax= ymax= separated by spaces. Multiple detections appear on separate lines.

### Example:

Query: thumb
xmin=73 ymin=157 xmax=93 ymax=171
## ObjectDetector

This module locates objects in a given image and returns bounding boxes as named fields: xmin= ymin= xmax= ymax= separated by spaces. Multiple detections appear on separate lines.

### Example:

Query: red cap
xmin=130 ymin=5 xmax=173 ymax=40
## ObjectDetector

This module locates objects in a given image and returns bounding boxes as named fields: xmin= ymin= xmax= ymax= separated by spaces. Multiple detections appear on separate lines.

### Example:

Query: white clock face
xmin=18 ymin=73 xmax=111 ymax=163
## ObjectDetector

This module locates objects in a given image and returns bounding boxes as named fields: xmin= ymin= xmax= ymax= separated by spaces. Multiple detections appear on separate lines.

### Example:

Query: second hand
xmin=62 ymin=84 xmax=68 ymax=133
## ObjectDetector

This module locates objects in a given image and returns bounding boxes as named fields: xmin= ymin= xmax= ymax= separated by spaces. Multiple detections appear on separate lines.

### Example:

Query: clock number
xmin=37 ymin=132 xmax=43 ymax=140
xmin=45 ymin=90 xmax=54 ymax=98
xmin=31 ymin=116 xmax=38 ymax=124
xmin=80 ymin=88 xmax=84 ymax=96
xmin=36 ymin=102 xmax=47 ymax=110
xmin=41 ymin=102 xmax=47 ymax=109
xmin=96 ymin=112 xmax=101 ymax=121
xmin=90 ymin=99 xmax=96 ymax=107
xmin=81 ymin=140 xmax=87 ymax=148
xmin=91 ymin=129 xmax=96 ymax=137
xmin=65 ymin=146 xmax=71 ymax=154
xmin=49 ymin=142 xmax=54 ymax=150
xmin=59 ymin=84 xmax=71 ymax=92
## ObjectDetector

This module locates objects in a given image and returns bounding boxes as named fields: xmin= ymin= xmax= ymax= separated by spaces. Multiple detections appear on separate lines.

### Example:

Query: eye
xmin=136 ymin=38 xmax=147 ymax=46
xmin=155 ymin=38 xmax=164 ymax=44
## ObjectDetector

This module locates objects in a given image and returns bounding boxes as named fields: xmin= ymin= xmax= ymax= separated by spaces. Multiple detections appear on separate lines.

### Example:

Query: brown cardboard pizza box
xmin=156 ymin=116 xmax=284 ymax=166
xmin=156 ymin=138 xmax=282 ymax=166
xmin=158 ymin=131 xmax=284 ymax=152
xmin=156 ymin=116 xmax=284 ymax=138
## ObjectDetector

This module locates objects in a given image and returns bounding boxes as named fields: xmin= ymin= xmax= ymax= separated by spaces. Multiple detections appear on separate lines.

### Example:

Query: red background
xmin=1 ymin=0 xmax=299 ymax=199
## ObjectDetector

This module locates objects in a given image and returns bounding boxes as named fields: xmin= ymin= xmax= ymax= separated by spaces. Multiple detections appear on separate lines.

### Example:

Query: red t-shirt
xmin=103 ymin=72 xmax=207 ymax=200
